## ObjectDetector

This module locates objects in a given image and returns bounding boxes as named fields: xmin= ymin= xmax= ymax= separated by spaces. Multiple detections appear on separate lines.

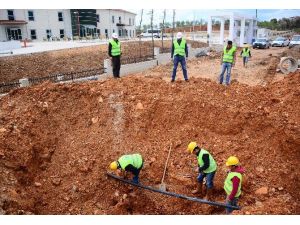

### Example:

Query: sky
xmin=130 ymin=9 xmax=300 ymax=25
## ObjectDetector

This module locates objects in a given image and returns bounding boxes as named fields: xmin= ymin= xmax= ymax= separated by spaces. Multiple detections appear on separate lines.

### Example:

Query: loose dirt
xmin=0 ymin=67 xmax=299 ymax=214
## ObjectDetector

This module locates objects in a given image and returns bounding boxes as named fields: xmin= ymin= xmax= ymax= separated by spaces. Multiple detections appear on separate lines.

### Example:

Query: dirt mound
xmin=0 ymin=72 xmax=299 ymax=215
xmin=282 ymin=45 xmax=300 ymax=59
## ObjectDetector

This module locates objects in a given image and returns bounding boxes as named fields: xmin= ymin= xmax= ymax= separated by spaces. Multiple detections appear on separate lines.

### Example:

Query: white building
xmin=96 ymin=9 xmax=136 ymax=39
xmin=0 ymin=9 xmax=136 ymax=42
xmin=0 ymin=9 xmax=72 ymax=41
xmin=207 ymin=12 xmax=258 ymax=47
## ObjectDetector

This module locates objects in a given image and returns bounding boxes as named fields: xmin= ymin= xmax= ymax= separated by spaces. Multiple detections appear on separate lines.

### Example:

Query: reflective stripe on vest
xmin=173 ymin=39 xmax=186 ymax=56
xmin=197 ymin=149 xmax=217 ymax=174
xmin=242 ymin=48 xmax=250 ymax=57
xmin=223 ymin=46 xmax=236 ymax=63
xmin=224 ymin=172 xmax=242 ymax=197
xmin=118 ymin=154 xmax=143 ymax=170
xmin=109 ymin=39 xmax=121 ymax=56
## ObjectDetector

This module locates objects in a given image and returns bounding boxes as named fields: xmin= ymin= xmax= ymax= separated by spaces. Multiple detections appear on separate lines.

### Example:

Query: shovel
xmin=159 ymin=143 xmax=172 ymax=191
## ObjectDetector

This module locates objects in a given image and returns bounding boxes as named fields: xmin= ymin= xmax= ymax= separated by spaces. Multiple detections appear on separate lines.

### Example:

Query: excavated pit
xmin=0 ymin=72 xmax=299 ymax=215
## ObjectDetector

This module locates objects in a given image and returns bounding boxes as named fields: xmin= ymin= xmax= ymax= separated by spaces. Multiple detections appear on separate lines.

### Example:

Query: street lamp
xmin=73 ymin=10 xmax=80 ymax=37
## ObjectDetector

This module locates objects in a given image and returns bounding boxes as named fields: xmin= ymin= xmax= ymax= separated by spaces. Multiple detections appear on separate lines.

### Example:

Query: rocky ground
xmin=0 ymin=65 xmax=299 ymax=214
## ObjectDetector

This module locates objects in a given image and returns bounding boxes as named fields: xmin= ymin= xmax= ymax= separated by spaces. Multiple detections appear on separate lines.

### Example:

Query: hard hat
xmin=226 ymin=156 xmax=239 ymax=166
xmin=177 ymin=32 xmax=183 ymax=39
xmin=187 ymin=142 xmax=198 ymax=153
xmin=112 ymin=33 xmax=118 ymax=39
xmin=110 ymin=161 xmax=118 ymax=170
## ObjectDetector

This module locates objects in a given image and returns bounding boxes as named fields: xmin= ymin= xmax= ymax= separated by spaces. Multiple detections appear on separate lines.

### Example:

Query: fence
xmin=0 ymin=67 xmax=104 ymax=94
xmin=121 ymin=55 xmax=155 ymax=64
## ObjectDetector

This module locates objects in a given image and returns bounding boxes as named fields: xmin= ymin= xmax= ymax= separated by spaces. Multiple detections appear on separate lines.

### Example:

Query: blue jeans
xmin=243 ymin=57 xmax=249 ymax=66
xmin=219 ymin=62 xmax=232 ymax=85
xmin=197 ymin=171 xmax=216 ymax=189
xmin=172 ymin=55 xmax=188 ymax=81
xmin=225 ymin=197 xmax=239 ymax=214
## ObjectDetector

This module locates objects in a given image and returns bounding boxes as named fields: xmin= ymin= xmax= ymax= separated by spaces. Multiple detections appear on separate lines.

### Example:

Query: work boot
xmin=204 ymin=188 xmax=213 ymax=201
xmin=192 ymin=183 xmax=203 ymax=195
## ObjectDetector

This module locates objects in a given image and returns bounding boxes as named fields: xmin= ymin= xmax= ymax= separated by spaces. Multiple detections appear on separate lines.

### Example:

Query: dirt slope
xmin=0 ymin=72 xmax=299 ymax=215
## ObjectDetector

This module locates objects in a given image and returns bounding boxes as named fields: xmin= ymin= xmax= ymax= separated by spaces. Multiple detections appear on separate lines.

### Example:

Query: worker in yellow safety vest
xmin=219 ymin=40 xmax=237 ymax=85
xmin=171 ymin=32 xmax=189 ymax=82
xmin=108 ymin=33 xmax=122 ymax=78
xmin=110 ymin=154 xmax=143 ymax=184
xmin=187 ymin=142 xmax=217 ymax=200
xmin=224 ymin=156 xmax=245 ymax=214
xmin=240 ymin=43 xmax=251 ymax=68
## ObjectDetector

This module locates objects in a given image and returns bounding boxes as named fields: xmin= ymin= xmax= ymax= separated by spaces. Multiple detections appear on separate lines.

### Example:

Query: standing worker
xmin=224 ymin=156 xmax=245 ymax=214
xmin=240 ymin=43 xmax=251 ymax=68
xmin=171 ymin=32 xmax=189 ymax=82
xmin=108 ymin=33 xmax=121 ymax=78
xmin=219 ymin=40 xmax=236 ymax=85
xmin=187 ymin=142 xmax=217 ymax=200
xmin=110 ymin=153 xmax=143 ymax=184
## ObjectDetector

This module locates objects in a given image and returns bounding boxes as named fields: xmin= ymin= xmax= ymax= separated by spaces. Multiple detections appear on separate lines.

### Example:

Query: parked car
xmin=272 ymin=37 xmax=290 ymax=47
xmin=141 ymin=29 xmax=161 ymax=38
xmin=253 ymin=38 xmax=271 ymax=49
xmin=289 ymin=35 xmax=300 ymax=47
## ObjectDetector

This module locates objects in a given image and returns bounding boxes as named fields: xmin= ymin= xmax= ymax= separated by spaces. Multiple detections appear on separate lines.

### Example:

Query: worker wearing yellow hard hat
xmin=224 ymin=156 xmax=245 ymax=214
xmin=110 ymin=153 xmax=144 ymax=184
xmin=187 ymin=142 xmax=217 ymax=200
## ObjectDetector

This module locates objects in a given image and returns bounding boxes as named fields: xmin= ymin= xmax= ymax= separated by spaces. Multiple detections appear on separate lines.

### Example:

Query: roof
xmin=111 ymin=9 xmax=137 ymax=15
xmin=0 ymin=20 xmax=27 ymax=25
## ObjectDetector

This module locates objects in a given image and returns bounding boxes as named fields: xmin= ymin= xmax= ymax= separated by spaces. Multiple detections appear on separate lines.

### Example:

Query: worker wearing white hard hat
xmin=108 ymin=33 xmax=121 ymax=78
xmin=171 ymin=32 xmax=188 ymax=82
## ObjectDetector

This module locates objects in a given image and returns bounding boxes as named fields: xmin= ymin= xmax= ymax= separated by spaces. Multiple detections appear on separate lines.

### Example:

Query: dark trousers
xmin=111 ymin=56 xmax=121 ymax=78
xmin=172 ymin=55 xmax=188 ymax=81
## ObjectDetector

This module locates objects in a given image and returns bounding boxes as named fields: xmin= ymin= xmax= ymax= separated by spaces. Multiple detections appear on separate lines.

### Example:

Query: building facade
xmin=0 ymin=9 xmax=136 ymax=41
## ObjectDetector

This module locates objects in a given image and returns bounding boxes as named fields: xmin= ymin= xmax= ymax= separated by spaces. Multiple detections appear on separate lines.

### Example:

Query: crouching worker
xmin=187 ymin=142 xmax=217 ymax=200
xmin=110 ymin=154 xmax=143 ymax=184
xmin=224 ymin=156 xmax=245 ymax=214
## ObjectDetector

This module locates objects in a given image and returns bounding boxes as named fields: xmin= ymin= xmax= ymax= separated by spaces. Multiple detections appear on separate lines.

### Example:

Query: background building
xmin=0 ymin=9 xmax=136 ymax=41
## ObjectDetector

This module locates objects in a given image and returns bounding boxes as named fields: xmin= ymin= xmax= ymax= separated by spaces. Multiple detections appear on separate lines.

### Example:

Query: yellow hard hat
xmin=187 ymin=142 xmax=198 ymax=153
xmin=226 ymin=156 xmax=239 ymax=166
xmin=110 ymin=161 xmax=118 ymax=170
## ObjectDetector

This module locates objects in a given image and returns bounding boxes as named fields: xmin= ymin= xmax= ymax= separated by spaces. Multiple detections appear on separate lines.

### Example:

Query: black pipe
xmin=107 ymin=173 xmax=241 ymax=210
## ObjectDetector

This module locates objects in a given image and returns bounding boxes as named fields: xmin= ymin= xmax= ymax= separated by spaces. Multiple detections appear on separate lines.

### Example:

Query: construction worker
xmin=219 ymin=40 xmax=237 ymax=85
xmin=110 ymin=154 xmax=143 ymax=184
xmin=171 ymin=32 xmax=188 ymax=82
xmin=240 ymin=43 xmax=251 ymax=68
xmin=224 ymin=156 xmax=245 ymax=214
xmin=187 ymin=142 xmax=217 ymax=199
xmin=108 ymin=33 xmax=121 ymax=78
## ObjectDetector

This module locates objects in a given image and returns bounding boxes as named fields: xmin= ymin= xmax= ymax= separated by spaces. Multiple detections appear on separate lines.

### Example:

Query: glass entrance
xmin=6 ymin=28 xmax=22 ymax=40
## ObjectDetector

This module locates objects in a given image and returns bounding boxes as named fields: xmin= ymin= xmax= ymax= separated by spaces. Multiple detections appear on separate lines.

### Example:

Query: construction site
xmin=1 ymin=8 xmax=300 ymax=215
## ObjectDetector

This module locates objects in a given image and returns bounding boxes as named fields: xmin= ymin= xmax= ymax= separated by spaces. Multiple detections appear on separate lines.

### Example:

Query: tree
xmin=161 ymin=9 xmax=166 ymax=49
xmin=176 ymin=21 xmax=181 ymax=27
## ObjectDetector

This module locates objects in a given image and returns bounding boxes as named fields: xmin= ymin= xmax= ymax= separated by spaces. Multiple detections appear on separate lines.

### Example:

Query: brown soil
xmin=0 ymin=69 xmax=299 ymax=215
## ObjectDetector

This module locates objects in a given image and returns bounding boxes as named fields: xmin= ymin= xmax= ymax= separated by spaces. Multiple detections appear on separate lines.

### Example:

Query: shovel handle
xmin=161 ymin=144 xmax=172 ymax=183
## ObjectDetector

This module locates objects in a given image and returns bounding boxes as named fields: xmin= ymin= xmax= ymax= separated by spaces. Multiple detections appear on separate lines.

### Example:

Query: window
xmin=30 ymin=29 xmax=37 ymax=40
xmin=7 ymin=28 xmax=22 ymax=40
xmin=119 ymin=29 xmax=122 ymax=37
xmin=58 ymin=12 xmax=63 ymax=22
xmin=46 ymin=29 xmax=52 ymax=39
xmin=7 ymin=10 xmax=14 ymax=20
xmin=96 ymin=14 xmax=100 ymax=23
xmin=113 ymin=29 xmax=115 ymax=33
xmin=119 ymin=16 xmax=121 ymax=23
xmin=28 ymin=10 xmax=34 ymax=21
xmin=105 ymin=29 xmax=108 ymax=38
xmin=112 ymin=16 xmax=115 ymax=24
xmin=60 ymin=29 xmax=65 ymax=38
xmin=97 ymin=29 xmax=100 ymax=36
xmin=129 ymin=18 xmax=131 ymax=25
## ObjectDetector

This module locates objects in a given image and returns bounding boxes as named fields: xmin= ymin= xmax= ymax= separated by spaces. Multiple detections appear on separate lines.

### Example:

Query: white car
xmin=289 ymin=35 xmax=300 ymax=47
xmin=272 ymin=37 xmax=290 ymax=47
xmin=141 ymin=29 xmax=161 ymax=38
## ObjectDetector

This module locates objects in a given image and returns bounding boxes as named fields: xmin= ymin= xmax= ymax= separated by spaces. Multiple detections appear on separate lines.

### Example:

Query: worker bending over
xmin=110 ymin=154 xmax=143 ymax=184
xmin=224 ymin=156 xmax=245 ymax=214
xmin=187 ymin=142 xmax=217 ymax=200
xmin=219 ymin=40 xmax=236 ymax=85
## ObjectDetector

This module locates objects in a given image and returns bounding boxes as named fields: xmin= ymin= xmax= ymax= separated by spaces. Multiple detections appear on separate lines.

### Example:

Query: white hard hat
xmin=112 ymin=33 xmax=118 ymax=39
xmin=177 ymin=32 xmax=183 ymax=39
